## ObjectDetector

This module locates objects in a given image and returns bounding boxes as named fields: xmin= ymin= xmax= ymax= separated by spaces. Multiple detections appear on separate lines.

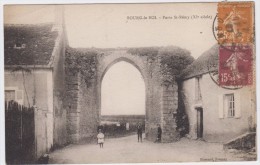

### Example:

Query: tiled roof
xmin=4 ymin=23 xmax=58 ymax=65
xmin=181 ymin=44 xmax=219 ymax=79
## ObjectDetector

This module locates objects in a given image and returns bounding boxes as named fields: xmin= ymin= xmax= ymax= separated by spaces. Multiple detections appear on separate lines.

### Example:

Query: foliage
xmin=127 ymin=47 xmax=160 ymax=58
xmin=128 ymin=46 xmax=194 ymax=85
xmin=158 ymin=46 xmax=194 ymax=85
xmin=176 ymin=82 xmax=189 ymax=137
xmin=65 ymin=48 xmax=97 ymax=87
xmin=66 ymin=46 xmax=194 ymax=87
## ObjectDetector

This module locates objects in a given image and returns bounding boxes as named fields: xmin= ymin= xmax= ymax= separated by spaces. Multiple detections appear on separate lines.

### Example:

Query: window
xmin=226 ymin=94 xmax=235 ymax=117
xmin=5 ymin=90 xmax=15 ymax=102
xmin=14 ymin=43 xmax=26 ymax=49
xmin=195 ymin=77 xmax=202 ymax=101
xmin=218 ymin=93 xmax=241 ymax=119
xmin=4 ymin=87 xmax=24 ymax=105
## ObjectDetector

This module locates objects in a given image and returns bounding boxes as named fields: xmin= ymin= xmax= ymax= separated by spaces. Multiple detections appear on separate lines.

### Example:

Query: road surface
xmin=49 ymin=134 xmax=256 ymax=163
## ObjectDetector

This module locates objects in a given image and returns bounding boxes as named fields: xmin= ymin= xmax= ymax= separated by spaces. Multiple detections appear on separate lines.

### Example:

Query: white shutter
xmin=218 ymin=95 xmax=224 ymax=119
xmin=234 ymin=93 xmax=241 ymax=118
xmin=16 ymin=90 xmax=24 ymax=105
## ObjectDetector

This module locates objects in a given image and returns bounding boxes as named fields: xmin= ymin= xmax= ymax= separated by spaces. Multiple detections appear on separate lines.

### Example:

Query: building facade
xmin=180 ymin=45 xmax=256 ymax=142
xmin=4 ymin=21 xmax=67 ymax=154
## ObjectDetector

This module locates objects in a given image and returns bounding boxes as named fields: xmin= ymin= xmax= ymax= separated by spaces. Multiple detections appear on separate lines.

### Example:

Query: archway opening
xmin=101 ymin=61 xmax=145 ymax=138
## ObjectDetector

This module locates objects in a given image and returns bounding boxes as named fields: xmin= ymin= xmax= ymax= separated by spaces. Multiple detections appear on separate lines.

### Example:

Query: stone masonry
xmin=65 ymin=48 xmax=182 ymax=143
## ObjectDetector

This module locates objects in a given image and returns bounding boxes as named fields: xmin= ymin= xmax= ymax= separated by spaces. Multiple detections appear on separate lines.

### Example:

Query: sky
xmin=64 ymin=3 xmax=217 ymax=58
xmin=4 ymin=3 xmax=218 ymax=58
xmin=4 ymin=3 xmax=217 ymax=115
xmin=101 ymin=61 xmax=145 ymax=115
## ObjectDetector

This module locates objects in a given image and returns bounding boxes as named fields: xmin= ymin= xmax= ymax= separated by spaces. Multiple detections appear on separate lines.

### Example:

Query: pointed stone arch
xmin=96 ymin=51 xmax=150 ymax=135
xmin=100 ymin=59 xmax=146 ymax=116
xmin=65 ymin=48 xmax=182 ymax=143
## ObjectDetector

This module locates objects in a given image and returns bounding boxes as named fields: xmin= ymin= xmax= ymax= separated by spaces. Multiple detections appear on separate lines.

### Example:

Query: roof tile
xmin=181 ymin=44 xmax=219 ymax=79
xmin=4 ymin=23 xmax=58 ymax=65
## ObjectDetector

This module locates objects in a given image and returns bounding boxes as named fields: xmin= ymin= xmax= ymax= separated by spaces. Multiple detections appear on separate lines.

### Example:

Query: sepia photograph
xmin=2 ymin=0 xmax=258 ymax=164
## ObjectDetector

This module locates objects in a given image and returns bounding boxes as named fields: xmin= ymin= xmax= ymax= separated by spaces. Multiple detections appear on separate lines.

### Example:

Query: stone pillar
xmin=78 ymin=75 xmax=99 ymax=142
xmin=67 ymin=111 xmax=80 ymax=143
xmin=144 ymin=59 xmax=163 ymax=142
xmin=145 ymin=82 xmax=162 ymax=141
xmin=161 ymin=83 xmax=180 ymax=142
xmin=65 ymin=72 xmax=80 ymax=143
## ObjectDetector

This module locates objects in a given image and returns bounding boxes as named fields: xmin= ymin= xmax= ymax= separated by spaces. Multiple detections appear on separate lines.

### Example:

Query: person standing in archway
xmin=155 ymin=124 xmax=162 ymax=143
xmin=137 ymin=123 xmax=142 ymax=142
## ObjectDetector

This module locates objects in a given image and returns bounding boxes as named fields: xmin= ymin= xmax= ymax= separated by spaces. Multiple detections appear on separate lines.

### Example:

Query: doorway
xmin=196 ymin=107 xmax=203 ymax=139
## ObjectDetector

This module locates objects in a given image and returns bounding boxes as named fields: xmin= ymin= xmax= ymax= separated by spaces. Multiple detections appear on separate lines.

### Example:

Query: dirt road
xmin=49 ymin=134 xmax=256 ymax=163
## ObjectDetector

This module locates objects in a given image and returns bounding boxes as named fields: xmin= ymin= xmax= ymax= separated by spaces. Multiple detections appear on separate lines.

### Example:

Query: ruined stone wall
xmin=64 ymin=47 xmax=192 ymax=143
xmin=96 ymin=49 xmax=180 ymax=142
xmin=96 ymin=50 xmax=162 ymax=141
xmin=145 ymin=67 xmax=163 ymax=141
xmin=78 ymin=74 xmax=99 ymax=142
xmin=65 ymin=68 xmax=99 ymax=144
xmin=64 ymin=71 xmax=80 ymax=143
xmin=161 ymin=83 xmax=180 ymax=142
xmin=64 ymin=48 xmax=98 ymax=143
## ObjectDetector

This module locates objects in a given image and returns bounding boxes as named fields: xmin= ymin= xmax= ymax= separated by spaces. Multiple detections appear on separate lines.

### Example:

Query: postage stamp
xmin=219 ymin=45 xmax=253 ymax=86
xmin=217 ymin=2 xmax=254 ymax=45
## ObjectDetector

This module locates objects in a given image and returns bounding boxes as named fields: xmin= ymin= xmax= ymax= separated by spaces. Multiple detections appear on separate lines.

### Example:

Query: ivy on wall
xmin=65 ymin=48 xmax=97 ymax=87
xmin=158 ymin=46 xmax=194 ymax=85
xmin=65 ymin=46 xmax=194 ymax=87
xmin=127 ymin=46 xmax=194 ymax=85
xmin=127 ymin=47 xmax=159 ymax=58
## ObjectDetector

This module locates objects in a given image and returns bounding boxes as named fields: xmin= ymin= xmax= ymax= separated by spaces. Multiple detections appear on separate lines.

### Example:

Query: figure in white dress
xmin=97 ymin=129 xmax=105 ymax=148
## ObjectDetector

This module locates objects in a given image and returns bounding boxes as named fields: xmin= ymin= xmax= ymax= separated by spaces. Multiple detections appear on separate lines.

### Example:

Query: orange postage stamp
xmin=217 ymin=2 xmax=254 ymax=45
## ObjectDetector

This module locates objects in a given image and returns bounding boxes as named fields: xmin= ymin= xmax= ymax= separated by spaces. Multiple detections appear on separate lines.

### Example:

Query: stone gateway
xmin=64 ymin=47 xmax=193 ymax=143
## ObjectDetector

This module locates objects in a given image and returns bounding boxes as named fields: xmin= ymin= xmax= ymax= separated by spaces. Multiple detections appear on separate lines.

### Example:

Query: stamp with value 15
xmin=219 ymin=45 xmax=253 ymax=87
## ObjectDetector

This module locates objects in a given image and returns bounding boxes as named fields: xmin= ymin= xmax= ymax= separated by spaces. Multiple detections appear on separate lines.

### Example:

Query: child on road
xmin=97 ymin=129 xmax=105 ymax=148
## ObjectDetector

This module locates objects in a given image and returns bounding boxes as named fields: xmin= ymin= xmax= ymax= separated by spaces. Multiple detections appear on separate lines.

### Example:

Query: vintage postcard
xmin=3 ymin=1 xmax=257 ymax=164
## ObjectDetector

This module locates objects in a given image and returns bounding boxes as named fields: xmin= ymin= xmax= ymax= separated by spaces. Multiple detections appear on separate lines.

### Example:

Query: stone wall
xmin=64 ymin=47 xmax=192 ymax=143
xmin=223 ymin=132 xmax=256 ymax=150
xmin=64 ymin=71 xmax=80 ymax=143
xmin=78 ymin=73 xmax=99 ymax=142
xmin=161 ymin=83 xmax=180 ymax=142
xmin=96 ymin=50 xmax=166 ymax=142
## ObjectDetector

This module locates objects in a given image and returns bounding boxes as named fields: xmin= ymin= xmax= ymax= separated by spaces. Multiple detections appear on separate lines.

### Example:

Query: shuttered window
xmin=226 ymin=94 xmax=235 ymax=117
xmin=218 ymin=93 xmax=241 ymax=119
